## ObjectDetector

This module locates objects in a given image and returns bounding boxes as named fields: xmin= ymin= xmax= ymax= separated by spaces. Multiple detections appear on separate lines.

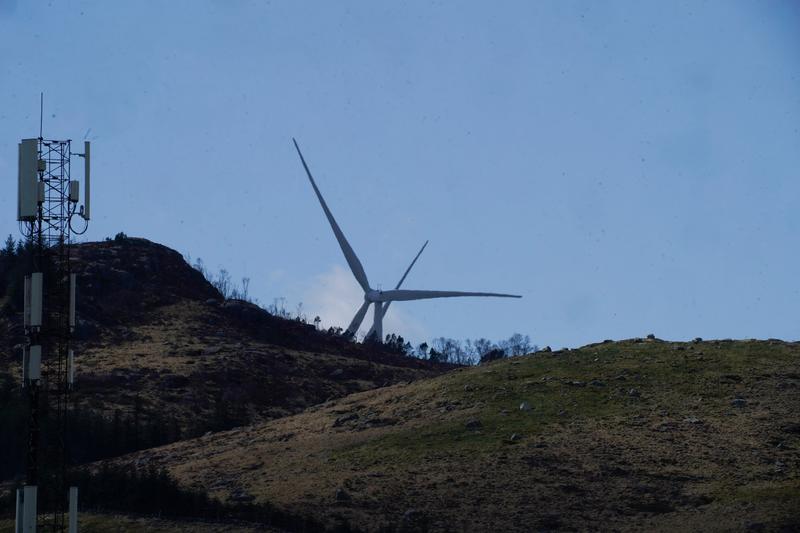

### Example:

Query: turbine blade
xmin=375 ymin=239 xmax=429 ymax=327
xmin=377 ymin=302 xmax=392 ymax=327
xmin=293 ymin=138 xmax=371 ymax=292
xmin=372 ymin=302 xmax=383 ymax=341
xmin=366 ymin=306 xmax=384 ymax=339
xmin=346 ymin=301 xmax=370 ymax=336
xmin=376 ymin=289 xmax=522 ymax=302
xmin=393 ymin=240 xmax=428 ymax=290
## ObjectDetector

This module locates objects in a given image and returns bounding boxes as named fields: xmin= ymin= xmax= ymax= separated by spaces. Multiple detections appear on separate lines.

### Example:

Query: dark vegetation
xmin=0 ymin=375 xmax=264 ymax=481
xmin=419 ymin=333 xmax=536 ymax=365
xmin=185 ymin=253 xmax=252 ymax=303
xmin=0 ymin=234 xmax=34 ymax=313
xmin=3 ymin=464 xmax=356 ymax=532
xmin=0 ymin=374 xmax=26 ymax=480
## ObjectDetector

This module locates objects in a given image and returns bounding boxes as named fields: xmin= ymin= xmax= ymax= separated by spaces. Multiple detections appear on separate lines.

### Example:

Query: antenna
xmin=14 ymin=101 xmax=93 ymax=532
xmin=70 ymin=141 xmax=91 ymax=225
xmin=83 ymin=141 xmax=90 ymax=220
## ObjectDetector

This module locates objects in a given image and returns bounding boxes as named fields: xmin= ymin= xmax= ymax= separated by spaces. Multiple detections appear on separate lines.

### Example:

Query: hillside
xmin=0 ymin=513 xmax=275 ymax=533
xmin=112 ymin=338 xmax=800 ymax=532
xmin=0 ymin=237 xmax=446 ymax=440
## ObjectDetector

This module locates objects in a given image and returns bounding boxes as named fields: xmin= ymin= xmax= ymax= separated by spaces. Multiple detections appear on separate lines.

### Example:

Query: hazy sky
xmin=1 ymin=1 xmax=799 ymax=349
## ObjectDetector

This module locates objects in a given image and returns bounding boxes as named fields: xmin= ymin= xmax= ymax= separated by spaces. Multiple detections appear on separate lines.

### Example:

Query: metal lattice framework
xmin=23 ymin=138 xmax=77 ymax=532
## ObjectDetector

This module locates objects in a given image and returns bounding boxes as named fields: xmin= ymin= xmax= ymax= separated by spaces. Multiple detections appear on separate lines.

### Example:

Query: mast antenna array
xmin=15 ymin=95 xmax=93 ymax=533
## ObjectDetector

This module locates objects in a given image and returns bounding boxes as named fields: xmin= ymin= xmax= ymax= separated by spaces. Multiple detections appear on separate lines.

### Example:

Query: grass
xmin=736 ymin=480 xmax=800 ymax=502
xmin=333 ymin=338 xmax=798 ymax=465
xmin=0 ymin=512 xmax=272 ymax=532
xmin=105 ymin=337 xmax=799 ymax=532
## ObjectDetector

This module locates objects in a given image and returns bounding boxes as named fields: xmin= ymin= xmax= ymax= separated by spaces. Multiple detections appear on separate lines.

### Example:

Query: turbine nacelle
xmin=365 ymin=289 xmax=382 ymax=303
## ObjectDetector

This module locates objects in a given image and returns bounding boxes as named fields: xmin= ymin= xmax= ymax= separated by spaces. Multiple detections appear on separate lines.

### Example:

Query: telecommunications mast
xmin=14 ymin=94 xmax=92 ymax=533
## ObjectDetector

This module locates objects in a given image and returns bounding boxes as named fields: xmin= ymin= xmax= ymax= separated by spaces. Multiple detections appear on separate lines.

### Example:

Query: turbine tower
xmin=292 ymin=139 xmax=521 ymax=342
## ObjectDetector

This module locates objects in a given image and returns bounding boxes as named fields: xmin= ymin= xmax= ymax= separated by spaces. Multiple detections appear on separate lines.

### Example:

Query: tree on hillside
xmin=186 ymin=255 xmax=254 ymax=303
xmin=383 ymin=333 xmax=413 ymax=356
xmin=500 ymin=333 xmax=533 ymax=356
xmin=1 ymin=235 xmax=15 ymax=257
xmin=470 ymin=338 xmax=495 ymax=358
xmin=479 ymin=348 xmax=506 ymax=364
xmin=428 ymin=347 xmax=444 ymax=363
xmin=431 ymin=337 xmax=473 ymax=365
xmin=416 ymin=342 xmax=429 ymax=358
xmin=214 ymin=268 xmax=232 ymax=298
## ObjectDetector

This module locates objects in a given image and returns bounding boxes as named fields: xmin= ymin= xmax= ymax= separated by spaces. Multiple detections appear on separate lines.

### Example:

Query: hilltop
xmin=0 ymin=237 xmax=447 ymax=455
xmin=112 ymin=338 xmax=800 ymax=532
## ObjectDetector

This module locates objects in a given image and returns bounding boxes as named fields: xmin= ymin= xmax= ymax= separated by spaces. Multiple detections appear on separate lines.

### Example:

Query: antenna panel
xmin=30 ymin=273 xmax=42 ymax=328
xmin=69 ymin=273 xmax=76 ymax=329
xmin=69 ymin=181 xmax=79 ymax=203
xmin=23 ymin=276 xmax=30 ymax=327
xmin=15 ymin=489 xmax=22 ymax=532
xmin=17 ymin=140 xmax=38 ymax=221
xmin=68 ymin=487 xmax=78 ymax=533
xmin=68 ymin=349 xmax=74 ymax=386
xmin=22 ymin=346 xmax=29 ymax=385
xmin=83 ymin=141 xmax=90 ymax=220
xmin=22 ymin=485 xmax=37 ymax=533
xmin=28 ymin=345 xmax=41 ymax=381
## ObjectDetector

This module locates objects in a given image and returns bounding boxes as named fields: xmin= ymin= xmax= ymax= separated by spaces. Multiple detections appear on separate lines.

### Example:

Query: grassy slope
xmin=4 ymin=299 xmax=441 ymax=433
xmin=1 ymin=238 xmax=446 ymax=436
xmin=0 ymin=513 xmax=277 ymax=532
xmin=113 ymin=339 xmax=799 ymax=531
xmin=73 ymin=299 xmax=437 ymax=428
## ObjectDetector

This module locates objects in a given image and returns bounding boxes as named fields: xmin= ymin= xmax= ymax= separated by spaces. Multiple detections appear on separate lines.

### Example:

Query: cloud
xmin=302 ymin=264 xmax=428 ymax=344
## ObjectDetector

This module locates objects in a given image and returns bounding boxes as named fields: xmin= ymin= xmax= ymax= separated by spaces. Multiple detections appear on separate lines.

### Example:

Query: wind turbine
xmin=292 ymin=138 xmax=521 ymax=342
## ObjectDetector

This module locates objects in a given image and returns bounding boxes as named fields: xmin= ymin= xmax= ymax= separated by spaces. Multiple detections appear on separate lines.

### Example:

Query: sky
xmin=1 ymin=1 xmax=799 ymax=349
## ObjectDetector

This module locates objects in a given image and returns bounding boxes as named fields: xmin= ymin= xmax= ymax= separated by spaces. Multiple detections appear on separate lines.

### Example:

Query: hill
xmin=111 ymin=338 xmax=800 ymax=531
xmin=0 ymin=237 xmax=446 ymax=473
xmin=0 ymin=512 xmax=274 ymax=533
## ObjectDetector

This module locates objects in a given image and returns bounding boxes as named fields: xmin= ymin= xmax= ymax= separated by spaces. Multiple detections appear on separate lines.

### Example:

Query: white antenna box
xmin=17 ymin=139 xmax=38 ymax=221
xmin=69 ymin=274 xmax=76 ymax=329
xmin=83 ymin=141 xmax=91 ymax=220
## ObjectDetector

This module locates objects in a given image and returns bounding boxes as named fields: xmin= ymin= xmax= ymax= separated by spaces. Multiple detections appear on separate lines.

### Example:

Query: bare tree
xmin=417 ymin=342 xmax=429 ymax=358
xmin=431 ymin=337 xmax=474 ymax=365
xmin=500 ymin=333 xmax=532 ymax=356
xmin=295 ymin=302 xmax=306 ymax=323
xmin=471 ymin=338 xmax=495 ymax=359
xmin=413 ymin=334 xmax=533 ymax=364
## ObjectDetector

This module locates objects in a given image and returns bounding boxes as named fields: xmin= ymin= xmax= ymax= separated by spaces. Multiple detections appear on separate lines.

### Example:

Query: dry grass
xmin=110 ymin=338 xmax=800 ymax=531
xmin=65 ymin=300 xmax=439 ymax=432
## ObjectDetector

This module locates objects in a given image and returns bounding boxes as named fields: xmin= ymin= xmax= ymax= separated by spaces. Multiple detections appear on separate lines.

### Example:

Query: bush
xmin=68 ymin=464 xmax=346 ymax=531
xmin=479 ymin=348 xmax=507 ymax=364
